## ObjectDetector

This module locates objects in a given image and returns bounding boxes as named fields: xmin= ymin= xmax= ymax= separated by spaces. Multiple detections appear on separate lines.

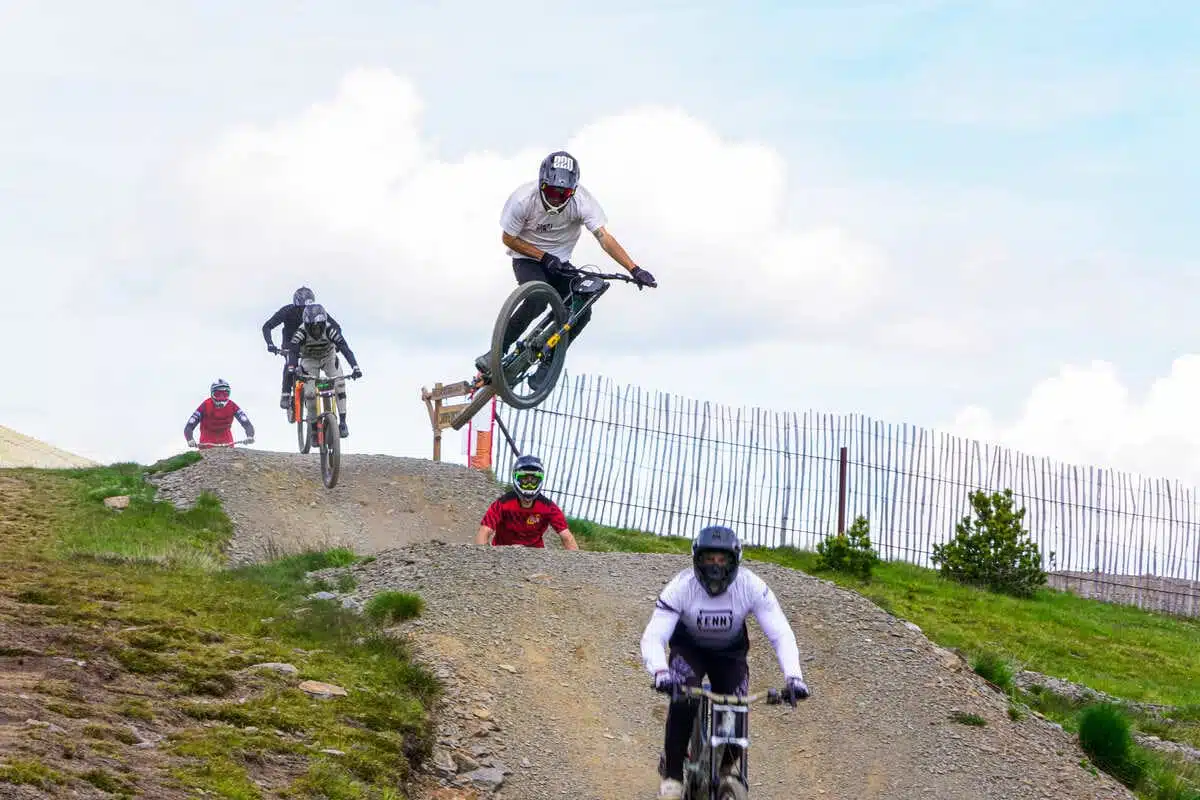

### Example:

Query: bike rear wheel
xmin=319 ymin=413 xmax=341 ymax=489
xmin=449 ymin=384 xmax=496 ymax=431
xmin=489 ymin=281 xmax=569 ymax=410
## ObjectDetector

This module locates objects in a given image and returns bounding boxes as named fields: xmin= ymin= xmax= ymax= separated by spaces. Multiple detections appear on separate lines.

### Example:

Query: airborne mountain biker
xmin=474 ymin=151 xmax=657 ymax=389
xmin=184 ymin=379 xmax=256 ymax=449
xmin=640 ymin=525 xmax=810 ymax=800
xmin=286 ymin=303 xmax=362 ymax=439
xmin=475 ymin=455 xmax=579 ymax=549
xmin=262 ymin=286 xmax=341 ymax=410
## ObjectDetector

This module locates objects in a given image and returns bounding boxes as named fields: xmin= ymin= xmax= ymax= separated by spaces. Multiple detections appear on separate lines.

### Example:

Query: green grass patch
xmin=971 ymin=650 xmax=1015 ymax=692
xmin=950 ymin=711 xmax=987 ymax=727
xmin=0 ymin=757 xmax=65 ymax=789
xmin=144 ymin=450 xmax=202 ymax=474
xmin=569 ymin=517 xmax=1200 ymax=707
xmin=364 ymin=591 xmax=425 ymax=624
xmin=0 ymin=466 xmax=440 ymax=800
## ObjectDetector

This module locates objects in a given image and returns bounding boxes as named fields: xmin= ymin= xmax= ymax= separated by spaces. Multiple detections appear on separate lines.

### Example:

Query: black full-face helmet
xmin=692 ymin=525 xmax=742 ymax=596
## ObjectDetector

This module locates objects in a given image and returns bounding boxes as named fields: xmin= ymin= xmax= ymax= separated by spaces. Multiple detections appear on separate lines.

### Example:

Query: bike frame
xmin=501 ymin=265 xmax=634 ymax=381
xmin=292 ymin=369 xmax=347 ymax=446
xmin=675 ymin=684 xmax=784 ymax=799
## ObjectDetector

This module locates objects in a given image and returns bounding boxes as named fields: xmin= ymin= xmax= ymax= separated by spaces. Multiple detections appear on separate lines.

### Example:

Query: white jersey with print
xmin=499 ymin=180 xmax=608 ymax=262
xmin=639 ymin=566 xmax=804 ymax=680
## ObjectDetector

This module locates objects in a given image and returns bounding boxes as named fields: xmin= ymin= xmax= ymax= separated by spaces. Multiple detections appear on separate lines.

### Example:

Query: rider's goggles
xmin=212 ymin=390 xmax=230 ymax=402
xmin=515 ymin=471 xmax=543 ymax=491
xmin=541 ymin=183 xmax=574 ymax=207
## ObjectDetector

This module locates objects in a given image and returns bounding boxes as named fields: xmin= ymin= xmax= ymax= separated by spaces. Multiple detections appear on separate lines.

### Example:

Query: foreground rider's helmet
xmin=210 ymin=378 xmax=232 ymax=408
xmin=692 ymin=525 xmax=742 ymax=596
xmin=538 ymin=151 xmax=580 ymax=215
xmin=302 ymin=303 xmax=328 ymax=338
xmin=293 ymin=286 xmax=315 ymax=307
xmin=512 ymin=454 xmax=546 ymax=501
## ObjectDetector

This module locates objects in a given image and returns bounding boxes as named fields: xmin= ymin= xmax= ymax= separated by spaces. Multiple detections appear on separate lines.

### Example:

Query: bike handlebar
xmin=190 ymin=438 xmax=254 ymax=449
xmin=557 ymin=263 xmax=639 ymax=283
xmin=291 ymin=370 xmax=361 ymax=381
xmin=674 ymin=686 xmax=789 ymax=706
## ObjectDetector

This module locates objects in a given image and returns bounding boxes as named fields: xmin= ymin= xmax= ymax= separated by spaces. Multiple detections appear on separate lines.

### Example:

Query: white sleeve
xmin=750 ymin=579 xmax=804 ymax=680
xmin=639 ymin=606 xmax=678 ymax=676
xmin=640 ymin=574 xmax=686 ymax=675
xmin=574 ymin=186 xmax=607 ymax=233
xmin=499 ymin=187 xmax=529 ymax=237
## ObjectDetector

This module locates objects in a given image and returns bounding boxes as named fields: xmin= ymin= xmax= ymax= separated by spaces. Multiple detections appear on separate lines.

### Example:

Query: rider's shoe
xmin=657 ymin=778 xmax=684 ymax=799
xmin=339 ymin=421 xmax=349 ymax=439
xmin=474 ymin=352 xmax=492 ymax=380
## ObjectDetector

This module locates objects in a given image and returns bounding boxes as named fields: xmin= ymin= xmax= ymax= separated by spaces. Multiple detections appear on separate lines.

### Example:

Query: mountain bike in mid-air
xmin=449 ymin=264 xmax=638 ymax=430
xmin=291 ymin=367 xmax=359 ymax=489
xmin=661 ymin=682 xmax=797 ymax=800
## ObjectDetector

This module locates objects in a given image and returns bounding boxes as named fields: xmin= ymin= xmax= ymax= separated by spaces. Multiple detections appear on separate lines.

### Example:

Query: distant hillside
xmin=0 ymin=425 xmax=98 ymax=469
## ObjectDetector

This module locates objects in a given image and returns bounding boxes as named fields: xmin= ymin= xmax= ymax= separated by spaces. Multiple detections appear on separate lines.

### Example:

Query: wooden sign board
xmin=436 ymin=402 xmax=471 ymax=429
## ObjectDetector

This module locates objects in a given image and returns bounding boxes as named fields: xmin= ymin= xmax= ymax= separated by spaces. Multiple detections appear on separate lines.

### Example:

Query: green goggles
xmin=514 ymin=471 xmax=543 ymax=490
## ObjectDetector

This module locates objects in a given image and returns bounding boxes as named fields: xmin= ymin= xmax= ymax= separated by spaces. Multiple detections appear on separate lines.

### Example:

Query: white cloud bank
xmin=947 ymin=355 xmax=1200 ymax=488
xmin=175 ymin=68 xmax=890 ymax=348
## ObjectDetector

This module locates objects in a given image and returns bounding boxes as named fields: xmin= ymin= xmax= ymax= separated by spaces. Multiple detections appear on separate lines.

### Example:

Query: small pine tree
xmin=931 ymin=488 xmax=1050 ymax=598
xmin=816 ymin=515 xmax=880 ymax=580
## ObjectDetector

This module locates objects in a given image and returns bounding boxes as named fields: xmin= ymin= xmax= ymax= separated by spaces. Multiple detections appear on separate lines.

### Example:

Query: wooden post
xmin=837 ymin=445 xmax=848 ymax=534
xmin=421 ymin=380 xmax=482 ymax=463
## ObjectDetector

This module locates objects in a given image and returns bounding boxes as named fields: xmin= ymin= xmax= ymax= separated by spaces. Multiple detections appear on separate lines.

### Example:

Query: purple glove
xmin=653 ymin=669 xmax=683 ymax=696
xmin=783 ymin=676 xmax=810 ymax=707
xmin=630 ymin=266 xmax=657 ymax=289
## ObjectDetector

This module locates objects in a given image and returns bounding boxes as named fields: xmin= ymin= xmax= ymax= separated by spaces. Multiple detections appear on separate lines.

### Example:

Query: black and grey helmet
xmin=538 ymin=151 xmax=580 ymax=214
xmin=692 ymin=525 xmax=742 ymax=596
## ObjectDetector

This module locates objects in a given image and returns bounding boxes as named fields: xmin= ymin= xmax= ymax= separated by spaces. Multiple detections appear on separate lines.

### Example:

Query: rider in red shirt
xmin=476 ymin=455 xmax=579 ymax=549
xmin=184 ymin=379 xmax=256 ymax=448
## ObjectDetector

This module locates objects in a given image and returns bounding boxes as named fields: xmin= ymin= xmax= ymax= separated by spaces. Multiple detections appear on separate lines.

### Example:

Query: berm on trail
xmin=152 ymin=450 xmax=1137 ymax=797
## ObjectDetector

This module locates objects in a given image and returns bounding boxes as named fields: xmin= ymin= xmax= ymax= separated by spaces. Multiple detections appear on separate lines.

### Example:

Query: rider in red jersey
xmin=476 ymin=455 xmax=579 ymax=549
xmin=184 ymin=379 xmax=256 ymax=448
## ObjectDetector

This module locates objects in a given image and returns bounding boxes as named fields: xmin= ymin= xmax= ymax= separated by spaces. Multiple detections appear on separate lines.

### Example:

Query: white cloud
xmin=173 ymin=69 xmax=891 ymax=349
xmin=946 ymin=355 xmax=1200 ymax=487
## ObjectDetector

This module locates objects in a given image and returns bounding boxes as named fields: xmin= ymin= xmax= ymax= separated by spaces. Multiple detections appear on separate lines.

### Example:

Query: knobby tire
xmin=489 ymin=281 xmax=569 ymax=410
xmin=320 ymin=413 xmax=341 ymax=489
xmin=449 ymin=384 xmax=496 ymax=431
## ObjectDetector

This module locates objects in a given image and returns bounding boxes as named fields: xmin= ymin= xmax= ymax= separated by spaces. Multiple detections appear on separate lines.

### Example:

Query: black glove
xmin=267 ymin=344 xmax=280 ymax=354
xmin=539 ymin=252 xmax=565 ymax=275
xmin=630 ymin=266 xmax=657 ymax=289
xmin=351 ymin=366 xmax=362 ymax=380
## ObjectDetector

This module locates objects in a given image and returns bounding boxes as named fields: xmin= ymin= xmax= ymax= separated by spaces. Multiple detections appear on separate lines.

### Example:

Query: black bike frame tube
xmin=492 ymin=409 xmax=521 ymax=458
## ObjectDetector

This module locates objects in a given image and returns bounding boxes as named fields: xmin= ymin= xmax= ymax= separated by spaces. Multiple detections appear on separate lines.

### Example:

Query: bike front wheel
xmin=319 ymin=414 xmax=341 ymax=489
xmin=489 ymin=281 xmax=569 ymax=410
xmin=717 ymin=776 xmax=749 ymax=800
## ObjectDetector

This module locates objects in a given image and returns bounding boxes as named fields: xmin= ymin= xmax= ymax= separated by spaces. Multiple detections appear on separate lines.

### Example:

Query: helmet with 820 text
xmin=538 ymin=151 xmax=580 ymax=214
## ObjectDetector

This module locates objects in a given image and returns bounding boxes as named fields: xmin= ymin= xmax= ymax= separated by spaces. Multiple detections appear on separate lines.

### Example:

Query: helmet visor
xmin=541 ymin=184 xmax=574 ymax=208
xmin=212 ymin=389 xmax=230 ymax=402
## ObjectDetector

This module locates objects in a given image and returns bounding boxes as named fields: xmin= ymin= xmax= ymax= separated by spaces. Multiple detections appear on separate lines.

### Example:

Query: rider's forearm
xmin=558 ymin=529 xmax=579 ymax=550
xmin=598 ymin=233 xmax=638 ymax=272
xmin=475 ymin=525 xmax=494 ymax=545
xmin=501 ymin=232 xmax=545 ymax=261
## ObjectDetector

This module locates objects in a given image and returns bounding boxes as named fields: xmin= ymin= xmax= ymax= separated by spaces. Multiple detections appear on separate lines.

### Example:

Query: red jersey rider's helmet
xmin=511 ymin=454 xmax=545 ymax=502
xmin=538 ymin=151 xmax=580 ymax=215
xmin=210 ymin=378 xmax=232 ymax=408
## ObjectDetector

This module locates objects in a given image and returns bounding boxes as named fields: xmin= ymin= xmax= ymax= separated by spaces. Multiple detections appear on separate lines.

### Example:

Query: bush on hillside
xmin=1079 ymin=704 xmax=1144 ymax=788
xmin=931 ymin=489 xmax=1050 ymax=598
xmin=816 ymin=515 xmax=880 ymax=580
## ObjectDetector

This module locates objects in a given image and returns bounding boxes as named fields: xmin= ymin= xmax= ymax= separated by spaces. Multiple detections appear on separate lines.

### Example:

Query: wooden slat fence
xmin=493 ymin=373 xmax=1200 ymax=617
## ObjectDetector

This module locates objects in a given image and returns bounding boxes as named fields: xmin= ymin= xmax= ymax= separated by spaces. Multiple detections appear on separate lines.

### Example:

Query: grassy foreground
xmin=570 ymin=517 xmax=1200 ymax=798
xmin=0 ymin=460 xmax=435 ymax=799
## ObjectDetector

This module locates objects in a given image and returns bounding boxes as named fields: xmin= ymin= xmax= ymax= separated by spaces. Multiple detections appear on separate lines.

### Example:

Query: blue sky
xmin=4 ymin=1 xmax=1200 ymax=485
